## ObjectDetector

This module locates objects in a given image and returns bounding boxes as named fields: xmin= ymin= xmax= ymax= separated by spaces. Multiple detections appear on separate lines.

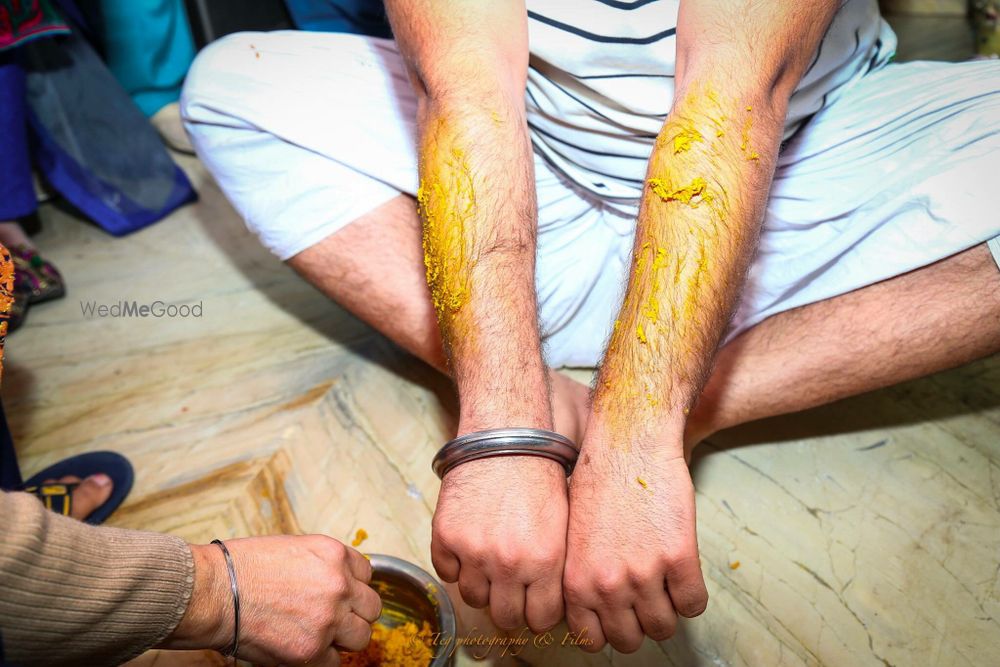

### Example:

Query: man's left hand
xmin=563 ymin=432 xmax=708 ymax=653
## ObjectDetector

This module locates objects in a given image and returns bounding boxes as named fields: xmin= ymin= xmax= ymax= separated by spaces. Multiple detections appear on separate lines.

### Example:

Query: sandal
xmin=8 ymin=283 xmax=32 ymax=333
xmin=12 ymin=244 xmax=65 ymax=305
xmin=21 ymin=451 xmax=134 ymax=525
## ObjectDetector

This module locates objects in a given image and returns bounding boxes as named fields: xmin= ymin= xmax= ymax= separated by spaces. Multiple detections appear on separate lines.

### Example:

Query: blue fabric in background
xmin=76 ymin=0 xmax=196 ymax=117
xmin=0 ymin=54 xmax=38 ymax=221
xmin=283 ymin=0 xmax=390 ymax=37
xmin=21 ymin=24 xmax=197 ymax=235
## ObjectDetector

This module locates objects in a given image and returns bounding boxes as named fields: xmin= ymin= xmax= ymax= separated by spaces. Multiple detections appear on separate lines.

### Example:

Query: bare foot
xmin=42 ymin=474 xmax=113 ymax=521
xmin=0 ymin=221 xmax=33 ymax=249
xmin=550 ymin=370 xmax=590 ymax=445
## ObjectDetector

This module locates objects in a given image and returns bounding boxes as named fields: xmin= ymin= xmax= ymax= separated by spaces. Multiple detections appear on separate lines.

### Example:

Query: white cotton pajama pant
xmin=180 ymin=31 xmax=1000 ymax=368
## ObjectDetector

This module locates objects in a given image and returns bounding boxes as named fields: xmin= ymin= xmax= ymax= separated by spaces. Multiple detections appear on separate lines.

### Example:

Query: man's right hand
xmin=431 ymin=456 xmax=568 ymax=633
xmin=165 ymin=535 xmax=382 ymax=666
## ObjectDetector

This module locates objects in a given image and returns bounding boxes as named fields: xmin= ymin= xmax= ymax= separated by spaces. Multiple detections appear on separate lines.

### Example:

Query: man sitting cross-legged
xmin=181 ymin=0 xmax=1000 ymax=653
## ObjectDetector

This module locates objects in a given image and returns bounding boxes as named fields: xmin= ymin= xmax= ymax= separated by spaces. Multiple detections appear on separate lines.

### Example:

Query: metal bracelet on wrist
xmin=432 ymin=427 xmax=578 ymax=479
xmin=210 ymin=539 xmax=241 ymax=658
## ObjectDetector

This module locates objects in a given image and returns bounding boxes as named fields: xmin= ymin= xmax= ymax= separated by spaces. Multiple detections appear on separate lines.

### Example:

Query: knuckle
xmin=462 ymin=589 xmax=489 ymax=609
xmin=311 ymin=534 xmax=347 ymax=560
xmin=625 ymin=566 xmax=650 ymax=590
xmin=679 ymin=590 xmax=709 ymax=618
xmin=662 ymin=550 xmax=697 ymax=574
xmin=492 ymin=606 xmax=522 ymax=631
xmin=645 ymin=614 xmax=677 ymax=641
xmin=464 ymin=546 xmax=491 ymax=570
xmin=528 ymin=603 xmax=564 ymax=634
xmin=616 ymin=634 xmax=644 ymax=654
xmin=562 ymin=572 xmax=590 ymax=605
xmin=326 ymin=571 xmax=350 ymax=598
xmin=530 ymin=549 xmax=562 ymax=573
xmin=325 ymin=537 xmax=348 ymax=559
xmin=494 ymin=550 xmax=525 ymax=579
xmin=593 ymin=570 xmax=624 ymax=598
xmin=289 ymin=637 xmax=324 ymax=664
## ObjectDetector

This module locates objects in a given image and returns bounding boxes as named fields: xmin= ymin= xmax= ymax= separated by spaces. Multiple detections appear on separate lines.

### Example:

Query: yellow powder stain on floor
xmin=730 ymin=561 xmax=741 ymax=570
xmin=351 ymin=528 xmax=368 ymax=547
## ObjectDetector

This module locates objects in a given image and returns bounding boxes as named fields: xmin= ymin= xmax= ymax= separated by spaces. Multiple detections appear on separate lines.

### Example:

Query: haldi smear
xmin=593 ymin=86 xmax=756 ymax=425
xmin=671 ymin=127 xmax=703 ymax=154
xmin=417 ymin=122 xmax=478 ymax=331
xmin=351 ymin=529 xmax=368 ymax=548
xmin=647 ymin=177 xmax=709 ymax=207
xmin=341 ymin=621 xmax=435 ymax=667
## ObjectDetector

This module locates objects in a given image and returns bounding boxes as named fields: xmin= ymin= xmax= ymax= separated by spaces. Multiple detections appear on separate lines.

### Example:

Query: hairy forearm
xmin=592 ymin=85 xmax=784 ymax=446
xmin=416 ymin=93 xmax=551 ymax=431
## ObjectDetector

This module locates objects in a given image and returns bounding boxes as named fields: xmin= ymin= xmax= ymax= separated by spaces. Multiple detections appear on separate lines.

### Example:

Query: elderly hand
xmin=166 ymin=535 xmax=381 ymax=666
xmin=431 ymin=455 xmax=568 ymax=633
xmin=563 ymin=431 xmax=708 ymax=653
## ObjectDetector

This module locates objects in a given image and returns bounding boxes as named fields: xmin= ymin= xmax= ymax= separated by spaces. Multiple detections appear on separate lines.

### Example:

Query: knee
xmin=180 ymin=32 xmax=265 ymax=124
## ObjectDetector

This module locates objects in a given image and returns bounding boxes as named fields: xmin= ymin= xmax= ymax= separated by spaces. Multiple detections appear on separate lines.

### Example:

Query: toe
xmin=70 ymin=474 xmax=114 ymax=520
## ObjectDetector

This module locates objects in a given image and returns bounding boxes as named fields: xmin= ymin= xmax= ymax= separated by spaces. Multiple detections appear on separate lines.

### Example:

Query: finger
xmin=634 ymin=580 xmax=678 ymax=642
xmin=350 ymin=579 xmax=383 ymax=623
xmin=665 ymin=557 xmax=709 ymax=618
xmin=489 ymin=580 xmax=527 ymax=630
xmin=525 ymin=576 xmax=563 ymax=633
xmin=597 ymin=604 xmax=644 ymax=654
xmin=430 ymin=537 xmax=460 ymax=583
xmin=344 ymin=546 xmax=373 ymax=584
xmin=308 ymin=647 xmax=342 ymax=667
xmin=566 ymin=604 xmax=605 ymax=653
xmin=457 ymin=565 xmax=491 ymax=609
xmin=332 ymin=613 xmax=374 ymax=652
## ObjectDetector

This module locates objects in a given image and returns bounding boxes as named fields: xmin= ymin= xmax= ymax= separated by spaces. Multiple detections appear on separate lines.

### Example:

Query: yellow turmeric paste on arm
xmin=412 ymin=100 xmax=553 ymax=431
xmin=593 ymin=84 xmax=781 ymax=436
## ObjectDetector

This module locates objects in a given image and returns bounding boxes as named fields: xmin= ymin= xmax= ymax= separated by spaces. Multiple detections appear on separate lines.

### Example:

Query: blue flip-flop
xmin=21 ymin=451 xmax=134 ymax=525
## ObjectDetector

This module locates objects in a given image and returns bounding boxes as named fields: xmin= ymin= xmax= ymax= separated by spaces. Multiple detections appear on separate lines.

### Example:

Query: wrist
xmin=161 ymin=543 xmax=230 ymax=651
xmin=583 ymin=413 xmax=686 ymax=458
xmin=455 ymin=375 xmax=554 ymax=436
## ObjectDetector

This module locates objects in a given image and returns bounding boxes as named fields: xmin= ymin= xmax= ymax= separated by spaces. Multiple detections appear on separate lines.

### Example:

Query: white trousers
xmin=181 ymin=31 xmax=1000 ymax=367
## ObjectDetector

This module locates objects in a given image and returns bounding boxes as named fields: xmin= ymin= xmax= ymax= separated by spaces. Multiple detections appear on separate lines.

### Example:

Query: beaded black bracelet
xmin=210 ymin=539 xmax=241 ymax=658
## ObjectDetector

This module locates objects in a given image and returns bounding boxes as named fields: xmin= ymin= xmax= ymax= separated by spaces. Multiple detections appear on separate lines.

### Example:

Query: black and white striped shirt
xmin=524 ymin=0 xmax=896 ymax=201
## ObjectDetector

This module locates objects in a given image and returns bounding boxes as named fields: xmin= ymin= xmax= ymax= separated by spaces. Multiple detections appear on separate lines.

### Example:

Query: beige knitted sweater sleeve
xmin=0 ymin=491 xmax=194 ymax=666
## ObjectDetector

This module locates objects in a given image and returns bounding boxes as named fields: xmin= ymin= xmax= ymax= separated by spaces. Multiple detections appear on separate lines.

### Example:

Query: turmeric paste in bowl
xmin=342 ymin=554 xmax=456 ymax=667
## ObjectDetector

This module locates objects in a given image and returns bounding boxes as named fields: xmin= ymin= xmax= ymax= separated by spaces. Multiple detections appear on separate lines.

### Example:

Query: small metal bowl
xmin=368 ymin=554 xmax=456 ymax=667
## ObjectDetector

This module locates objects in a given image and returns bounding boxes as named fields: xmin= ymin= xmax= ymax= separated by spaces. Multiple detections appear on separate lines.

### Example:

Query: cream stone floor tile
xmin=6 ymin=150 xmax=999 ymax=667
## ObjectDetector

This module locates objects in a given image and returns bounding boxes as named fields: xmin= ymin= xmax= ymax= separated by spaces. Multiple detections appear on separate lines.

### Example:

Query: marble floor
xmin=6 ymin=20 xmax=1000 ymax=667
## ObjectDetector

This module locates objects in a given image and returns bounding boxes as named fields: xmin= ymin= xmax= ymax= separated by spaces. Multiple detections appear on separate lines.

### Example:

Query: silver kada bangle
xmin=432 ymin=427 xmax=578 ymax=479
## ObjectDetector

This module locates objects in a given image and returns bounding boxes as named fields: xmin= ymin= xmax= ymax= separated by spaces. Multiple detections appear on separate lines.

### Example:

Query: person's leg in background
xmin=79 ymin=0 xmax=197 ymax=152
xmin=0 ymin=404 xmax=24 ymax=490
xmin=685 ymin=241 xmax=1000 ymax=452
xmin=0 ymin=51 xmax=64 ymax=331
